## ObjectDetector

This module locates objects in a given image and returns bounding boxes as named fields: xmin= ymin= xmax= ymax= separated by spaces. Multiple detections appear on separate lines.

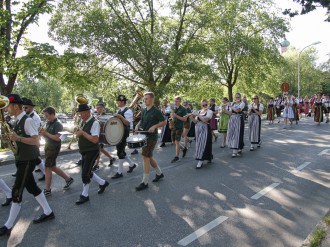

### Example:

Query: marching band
xmin=0 ymin=88 xmax=329 ymax=237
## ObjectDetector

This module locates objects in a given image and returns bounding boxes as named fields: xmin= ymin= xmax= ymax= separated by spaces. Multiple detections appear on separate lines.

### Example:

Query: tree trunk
xmin=228 ymin=83 xmax=233 ymax=102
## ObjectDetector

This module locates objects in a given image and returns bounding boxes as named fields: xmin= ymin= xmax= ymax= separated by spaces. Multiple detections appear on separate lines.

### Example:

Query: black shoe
xmin=76 ymin=195 xmax=89 ymax=205
xmin=11 ymin=172 xmax=16 ymax=177
xmin=127 ymin=164 xmax=137 ymax=173
xmin=171 ymin=156 xmax=179 ymax=163
xmin=33 ymin=212 xmax=55 ymax=224
xmin=1 ymin=198 xmax=12 ymax=207
xmin=98 ymin=181 xmax=109 ymax=194
xmin=182 ymin=148 xmax=188 ymax=158
xmin=111 ymin=173 xmax=123 ymax=179
xmin=38 ymin=175 xmax=45 ymax=181
xmin=0 ymin=226 xmax=11 ymax=236
xmin=152 ymin=173 xmax=164 ymax=182
xmin=92 ymin=165 xmax=100 ymax=172
xmin=109 ymin=158 xmax=116 ymax=167
xmin=135 ymin=183 xmax=148 ymax=191
xmin=35 ymin=169 xmax=41 ymax=173
xmin=131 ymin=149 xmax=138 ymax=155
xmin=160 ymin=143 xmax=166 ymax=147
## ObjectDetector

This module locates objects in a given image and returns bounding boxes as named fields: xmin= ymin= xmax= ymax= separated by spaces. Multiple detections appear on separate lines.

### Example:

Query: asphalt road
xmin=0 ymin=117 xmax=329 ymax=247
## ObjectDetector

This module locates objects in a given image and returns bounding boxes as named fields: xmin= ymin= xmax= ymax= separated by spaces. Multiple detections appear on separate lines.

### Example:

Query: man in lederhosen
xmin=135 ymin=92 xmax=166 ymax=191
xmin=75 ymin=103 xmax=110 ymax=205
xmin=111 ymin=95 xmax=137 ymax=179
xmin=22 ymin=98 xmax=46 ymax=181
xmin=0 ymin=94 xmax=55 ymax=237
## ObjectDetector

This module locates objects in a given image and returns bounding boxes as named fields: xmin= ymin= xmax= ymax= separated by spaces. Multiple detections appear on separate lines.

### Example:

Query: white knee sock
xmin=155 ymin=166 xmax=162 ymax=176
xmin=91 ymin=173 xmax=105 ymax=186
xmin=125 ymin=156 xmax=134 ymax=166
xmin=0 ymin=179 xmax=12 ymax=198
xmin=5 ymin=202 xmax=21 ymax=229
xmin=82 ymin=183 xmax=90 ymax=197
xmin=37 ymin=159 xmax=45 ymax=174
xmin=142 ymin=173 xmax=149 ymax=185
xmin=35 ymin=193 xmax=52 ymax=215
xmin=117 ymin=159 xmax=124 ymax=174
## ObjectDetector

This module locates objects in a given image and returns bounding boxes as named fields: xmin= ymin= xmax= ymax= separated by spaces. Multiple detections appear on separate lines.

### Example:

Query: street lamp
xmin=297 ymin=41 xmax=321 ymax=98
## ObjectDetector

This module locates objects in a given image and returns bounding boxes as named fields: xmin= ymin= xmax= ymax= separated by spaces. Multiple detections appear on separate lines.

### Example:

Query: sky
xmin=26 ymin=0 xmax=330 ymax=63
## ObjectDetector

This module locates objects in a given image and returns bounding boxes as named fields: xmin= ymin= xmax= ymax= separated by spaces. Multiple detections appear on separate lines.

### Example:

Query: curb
xmin=301 ymin=209 xmax=330 ymax=247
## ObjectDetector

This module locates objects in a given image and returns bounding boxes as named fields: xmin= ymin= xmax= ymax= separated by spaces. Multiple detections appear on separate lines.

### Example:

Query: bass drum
xmin=99 ymin=117 xmax=124 ymax=145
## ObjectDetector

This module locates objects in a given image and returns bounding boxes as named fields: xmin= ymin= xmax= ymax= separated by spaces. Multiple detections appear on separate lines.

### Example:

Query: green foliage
xmin=283 ymin=0 xmax=330 ymax=21
xmin=0 ymin=0 xmax=54 ymax=95
xmin=310 ymin=228 xmax=325 ymax=247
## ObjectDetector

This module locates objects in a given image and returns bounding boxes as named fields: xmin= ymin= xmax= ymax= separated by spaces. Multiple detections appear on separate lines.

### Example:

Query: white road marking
xmin=251 ymin=183 xmax=280 ymax=200
xmin=177 ymin=216 xmax=229 ymax=246
xmin=318 ymin=149 xmax=330 ymax=156
xmin=291 ymin=162 xmax=311 ymax=174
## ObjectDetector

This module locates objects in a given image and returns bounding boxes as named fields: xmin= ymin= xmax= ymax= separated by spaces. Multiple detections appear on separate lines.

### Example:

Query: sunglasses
xmin=253 ymin=98 xmax=258 ymax=100
xmin=202 ymin=104 xmax=208 ymax=107
xmin=23 ymin=106 xmax=29 ymax=109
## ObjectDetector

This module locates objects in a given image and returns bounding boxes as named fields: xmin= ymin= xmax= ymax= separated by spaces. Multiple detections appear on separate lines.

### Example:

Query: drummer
xmin=92 ymin=103 xmax=116 ymax=171
xmin=111 ymin=95 xmax=137 ymax=179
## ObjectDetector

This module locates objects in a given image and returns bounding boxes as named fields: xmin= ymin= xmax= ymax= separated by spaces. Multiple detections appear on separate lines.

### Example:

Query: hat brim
xmin=76 ymin=107 xmax=91 ymax=112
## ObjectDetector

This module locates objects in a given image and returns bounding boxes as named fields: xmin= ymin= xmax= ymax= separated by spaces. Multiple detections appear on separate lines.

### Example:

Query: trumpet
xmin=67 ymin=94 xmax=92 ymax=149
xmin=0 ymin=95 xmax=18 ymax=154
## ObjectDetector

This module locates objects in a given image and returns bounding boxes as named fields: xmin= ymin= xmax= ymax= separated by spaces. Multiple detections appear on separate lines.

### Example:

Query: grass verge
xmin=310 ymin=228 xmax=325 ymax=247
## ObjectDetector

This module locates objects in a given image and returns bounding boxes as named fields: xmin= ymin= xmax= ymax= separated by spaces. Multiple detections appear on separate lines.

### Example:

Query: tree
xmin=0 ymin=0 xmax=54 ymax=95
xmin=206 ymin=0 xmax=287 ymax=101
xmin=283 ymin=0 xmax=330 ymax=21
xmin=49 ymin=0 xmax=211 ymax=102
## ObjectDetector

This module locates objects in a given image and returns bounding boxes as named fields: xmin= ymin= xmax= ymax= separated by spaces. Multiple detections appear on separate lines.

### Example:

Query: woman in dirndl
xmin=303 ymin=96 xmax=310 ymax=117
xmin=267 ymin=98 xmax=275 ymax=124
xmin=209 ymin=98 xmax=219 ymax=142
xmin=292 ymin=96 xmax=300 ymax=125
xmin=282 ymin=95 xmax=294 ymax=129
xmin=218 ymin=97 xmax=230 ymax=148
xmin=312 ymin=93 xmax=324 ymax=125
xmin=189 ymin=99 xmax=213 ymax=169
xmin=248 ymin=95 xmax=264 ymax=151
xmin=226 ymin=93 xmax=245 ymax=158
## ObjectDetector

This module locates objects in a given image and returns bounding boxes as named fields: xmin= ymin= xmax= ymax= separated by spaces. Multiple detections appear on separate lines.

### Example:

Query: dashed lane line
xmin=291 ymin=162 xmax=312 ymax=174
xmin=177 ymin=216 xmax=229 ymax=246
xmin=251 ymin=183 xmax=280 ymax=200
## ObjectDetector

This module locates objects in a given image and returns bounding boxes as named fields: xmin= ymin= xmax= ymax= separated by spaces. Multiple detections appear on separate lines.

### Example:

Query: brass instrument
xmin=67 ymin=94 xmax=92 ymax=149
xmin=129 ymin=87 xmax=144 ymax=121
xmin=0 ymin=95 xmax=18 ymax=154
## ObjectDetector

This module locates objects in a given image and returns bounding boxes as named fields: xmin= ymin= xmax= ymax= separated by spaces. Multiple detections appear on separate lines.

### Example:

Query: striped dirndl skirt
xmin=248 ymin=113 xmax=261 ymax=144
xmin=226 ymin=114 xmax=244 ymax=149
xmin=195 ymin=121 xmax=212 ymax=160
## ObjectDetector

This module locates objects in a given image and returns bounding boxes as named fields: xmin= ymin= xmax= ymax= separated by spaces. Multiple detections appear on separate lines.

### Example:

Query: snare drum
xmin=99 ymin=116 xmax=124 ymax=145
xmin=126 ymin=134 xmax=147 ymax=149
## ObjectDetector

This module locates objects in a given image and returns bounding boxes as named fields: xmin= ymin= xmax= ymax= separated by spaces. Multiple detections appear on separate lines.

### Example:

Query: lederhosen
xmin=275 ymin=99 xmax=282 ymax=117
xmin=78 ymin=118 xmax=99 ymax=184
xmin=116 ymin=107 xmax=130 ymax=159
xmin=323 ymin=100 xmax=330 ymax=114
xmin=12 ymin=115 xmax=41 ymax=202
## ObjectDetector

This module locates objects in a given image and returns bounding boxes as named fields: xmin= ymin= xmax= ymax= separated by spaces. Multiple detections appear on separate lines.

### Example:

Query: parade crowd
xmin=0 ymin=91 xmax=329 ymax=237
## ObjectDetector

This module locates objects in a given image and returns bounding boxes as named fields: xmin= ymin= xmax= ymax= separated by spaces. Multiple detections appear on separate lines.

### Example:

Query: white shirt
xmin=83 ymin=116 xmax=100 ymax=137
xmin=195 ymin=109 xmax=213 ymax=120
xmin=28 ymin=111 xmax=42 ymax=128
xmin=16 ymin=112 xmax=38 ymax=136
xmin=231 ymin=102 xmax=245 ymax=110
xmin=249 ymin=103 xmax=264 ymax=111
xmin=118 ymin=106 xmax=133 ymax=124
xmin=163 ymin=105 xmax=171 ymax=114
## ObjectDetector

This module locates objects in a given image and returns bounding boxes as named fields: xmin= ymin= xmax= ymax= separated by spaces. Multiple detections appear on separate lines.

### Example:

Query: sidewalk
xmin=0 ymin=142 xmax=79 ymax=166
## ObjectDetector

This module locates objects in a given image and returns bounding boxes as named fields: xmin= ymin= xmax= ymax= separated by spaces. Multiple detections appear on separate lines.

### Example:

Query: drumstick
xmin=131 ymin=130 xmax=150 ymax=133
